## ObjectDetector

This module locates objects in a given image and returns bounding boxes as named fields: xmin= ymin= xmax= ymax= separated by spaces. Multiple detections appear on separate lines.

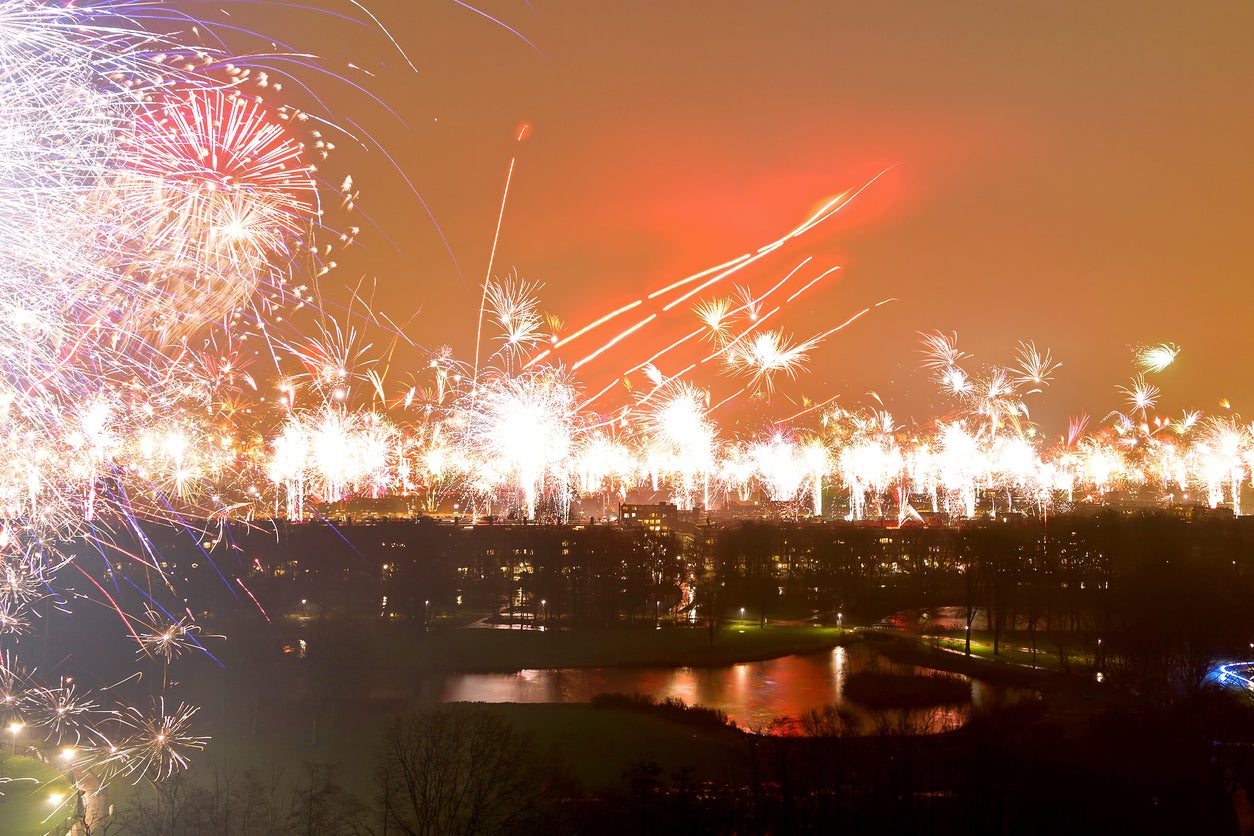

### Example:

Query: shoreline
xmin=288 ymin=619 xmax=1088 ymax=682
xmin=866 ymin=630 xmax=1078 ymax=690
xmin=376 ymin=622 xmax=852 ymax=676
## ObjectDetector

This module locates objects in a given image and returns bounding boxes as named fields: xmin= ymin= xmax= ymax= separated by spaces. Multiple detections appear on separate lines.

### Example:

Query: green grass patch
xmin=142 ymin=699 xmax=746 ymax=808
xmin=0 ymin=754 xmax=75 ymax=836
xmin=466 ymin=702 xmax=747 ymax=788
xmin=389 ymin=624 xmax=846 ymax=673
xmin=928 ymin=632 xmax=1091 ymax=670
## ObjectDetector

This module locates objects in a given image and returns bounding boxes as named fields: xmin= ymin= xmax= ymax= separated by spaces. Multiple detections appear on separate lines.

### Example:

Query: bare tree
xmin=799 ymin=704 xmax=856 ymax=738
xmin=372 ymin=707 xmax=544 ymax=836
xmin=112 ymin=763 xmax=361 ymax=836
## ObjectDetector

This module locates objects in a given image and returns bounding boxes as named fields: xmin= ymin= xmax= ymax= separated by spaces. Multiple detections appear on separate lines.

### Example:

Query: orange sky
xmin=262 ymin=1 xmax=1254 ymax=436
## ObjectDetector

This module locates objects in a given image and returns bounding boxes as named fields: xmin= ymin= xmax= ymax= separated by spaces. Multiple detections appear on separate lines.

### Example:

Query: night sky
xmin=261 ymin=1 xmax=1253 ymax=434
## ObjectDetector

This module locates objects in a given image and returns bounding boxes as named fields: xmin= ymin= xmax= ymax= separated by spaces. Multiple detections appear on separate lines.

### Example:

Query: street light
xmin=837 ymin=612 xmax=843 ymax=628
xmin=8 ymin=722 xmax=21 ymax=755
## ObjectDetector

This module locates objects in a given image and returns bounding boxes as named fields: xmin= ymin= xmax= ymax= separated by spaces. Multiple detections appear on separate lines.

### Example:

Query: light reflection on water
xmin=425 ymin=643 xmax=1032 ymax=733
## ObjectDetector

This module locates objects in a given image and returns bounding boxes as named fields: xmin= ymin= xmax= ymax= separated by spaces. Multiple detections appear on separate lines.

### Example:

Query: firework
xmin=2 ymin=3 xmax=1252 ymax=811
xmin=457 ymin=366 xmax=581 ymax=519
xmin=643 ymin=383 xmax=717 ymax=511
xmin=101 ymin=698 xmax=208 ymax=782
xmin=27 ymin=684 xmax=100 ymax=747
xmin=135 ymin=606 xmax=206 ymax=668
xmin=483 ymin=274 xmax=548 ymax=370
xmin=0 ymin=0 xmax=362 ymax=795
xmin=353 ymin=274 xmax=1253 ymax=527
xmin=112 ymin=87 xmax=319 ymax=336
xmin=1136 ymin=342 xmax=1181 ymax=374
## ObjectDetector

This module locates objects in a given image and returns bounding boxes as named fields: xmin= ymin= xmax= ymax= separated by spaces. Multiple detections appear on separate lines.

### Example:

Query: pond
xmin=420 ymin=641 xmax=1034 ymax=732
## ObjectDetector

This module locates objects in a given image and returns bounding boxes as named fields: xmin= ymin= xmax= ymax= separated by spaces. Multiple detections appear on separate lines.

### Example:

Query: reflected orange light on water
xmin=429 ymin=644 xmax=1034 ymax=732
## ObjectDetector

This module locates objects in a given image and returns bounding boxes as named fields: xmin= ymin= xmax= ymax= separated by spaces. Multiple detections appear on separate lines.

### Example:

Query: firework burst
xmin=101 ymin=698 xmax=208 ymax=783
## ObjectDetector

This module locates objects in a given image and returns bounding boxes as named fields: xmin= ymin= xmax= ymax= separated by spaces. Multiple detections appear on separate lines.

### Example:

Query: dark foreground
xmin=103 ymin=680 xmax=1254 ymax=836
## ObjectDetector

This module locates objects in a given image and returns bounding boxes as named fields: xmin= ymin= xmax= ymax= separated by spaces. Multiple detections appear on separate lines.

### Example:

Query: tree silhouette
xmin=372 ymin=708 xmax=546 ymax=836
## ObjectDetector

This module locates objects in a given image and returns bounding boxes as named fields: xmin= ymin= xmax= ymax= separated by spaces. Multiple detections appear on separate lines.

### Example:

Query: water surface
xmin=420 ymin=642 xmax=1031 ymax=731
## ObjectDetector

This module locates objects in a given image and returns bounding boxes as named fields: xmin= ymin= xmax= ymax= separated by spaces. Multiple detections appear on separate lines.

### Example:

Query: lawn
xmin=458 ymin=702 xmax=747 ymax=788
xmin=926 ymin=630 xmax=1095 ymax=671
xmin=865 ymin=627 xmax=1093 ymax=689
xmin=111 ymin=699 xmax=748 ymax=818
xmin=0 ymin=754 xmax=75 ymax=836
xmin=385 ymin=623 xmax=847 ymax=673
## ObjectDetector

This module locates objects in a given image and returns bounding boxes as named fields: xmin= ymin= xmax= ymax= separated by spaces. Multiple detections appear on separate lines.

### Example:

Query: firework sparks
xmin=1136 ymin=342 xmax=1181 ymax=374
xmin=102 ymin=698 xmax=208 ymax=782
xmin=0 ymin=0 xmax=382 ymax=790
xmin=2 ymin=2 xmax=1252 ymax=805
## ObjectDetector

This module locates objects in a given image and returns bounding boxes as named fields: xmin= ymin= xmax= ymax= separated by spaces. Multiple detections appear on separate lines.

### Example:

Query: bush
xmin=843 ymin=672 xmax=971 ymax=708
xmin=590 ymin=692 xmax=734 ymax=731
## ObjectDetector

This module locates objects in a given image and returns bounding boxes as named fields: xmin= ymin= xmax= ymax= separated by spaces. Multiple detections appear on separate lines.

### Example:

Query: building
xmin=619 ymin=502 xmax=679 ymax=534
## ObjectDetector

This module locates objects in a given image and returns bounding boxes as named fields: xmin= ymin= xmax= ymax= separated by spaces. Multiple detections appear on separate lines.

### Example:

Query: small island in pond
xmin=843 ymin=671 xmax=972 ymax=709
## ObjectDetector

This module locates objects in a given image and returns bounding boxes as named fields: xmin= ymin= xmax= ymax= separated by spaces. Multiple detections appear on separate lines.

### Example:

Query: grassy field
xmin=923 ymin=630 xmax=1095 ymax=671
xmin=448 ymin=702 xmax=746 ymax=786
xmin=864 ymin=628 xmax=1093 ymax=689
xmin=0 ymin=754 xmax=74 ymax=836
xmin=383 ymin=623 xmax=848 ymax=673
xmin=110 ymin=699 xmax=748 ymax=818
